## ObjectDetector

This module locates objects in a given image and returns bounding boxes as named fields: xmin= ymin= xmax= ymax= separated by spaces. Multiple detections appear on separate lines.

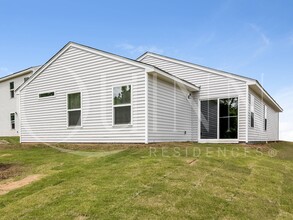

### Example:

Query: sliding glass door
xmin=200 ymin=98 xmax=238 ymax=140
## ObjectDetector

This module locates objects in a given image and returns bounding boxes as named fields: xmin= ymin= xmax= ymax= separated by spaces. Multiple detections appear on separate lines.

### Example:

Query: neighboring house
xmin=0 ymin=67 xmax=39 ymax=136
xmin=3 ymin=41 xmax=281 ymax=143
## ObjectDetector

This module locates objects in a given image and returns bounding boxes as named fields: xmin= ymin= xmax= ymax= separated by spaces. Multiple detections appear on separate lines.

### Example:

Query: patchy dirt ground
xmin=0 ymin=163 xmax=23 ymax=180
xmin=0 ymin=174 xmax=44 ymax=195
xmin=0 ymin=140 xmax=9 ymax=145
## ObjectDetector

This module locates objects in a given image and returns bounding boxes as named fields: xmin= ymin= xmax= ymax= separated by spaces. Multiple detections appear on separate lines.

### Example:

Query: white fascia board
xmin=148 ymin=68 xmax=200 ymax=92
xmin=138 ymin=52 xmax=254 ymax=83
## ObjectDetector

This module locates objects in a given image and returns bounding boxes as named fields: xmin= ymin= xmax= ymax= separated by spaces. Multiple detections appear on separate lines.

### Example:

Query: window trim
xmin=39 ymin=91 xmax=56 ymax=99
xmin=199 ymin=95 xmax=239 ymax=142
xmin=10 ymin=81 xmax=15 ymax=99
xmin=250 ymin=94 xmax=255 ymax=128
xmin=112 ymin=84 xmax=133 ymax=127
xmin=66 ymin=92 xmax=82 ymax=128
xmin=39 ymin=91 xmax=55 ymax=99
xmin=10 ymin=112 xmax=15 ymax=130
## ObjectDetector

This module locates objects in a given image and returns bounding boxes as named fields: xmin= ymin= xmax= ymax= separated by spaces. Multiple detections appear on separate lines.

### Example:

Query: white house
xmin=2 ymin=42 xmax=282 ymax=143
xmin=0 ymin=67 xmax=39 ymax=136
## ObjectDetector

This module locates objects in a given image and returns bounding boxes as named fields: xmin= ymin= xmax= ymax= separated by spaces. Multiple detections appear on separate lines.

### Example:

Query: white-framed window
xmin=250 ymin=94 xmax=255 ymax=128
xmin=10 ymin=113 xmax=15 ymax=130
xmin=10 ymin=82 xmax=15 ymax=98
xmin=67 ymin=92 xmax=82 ymax=127
xmin=39 ymin=92 xmax=55 ymax=98
xmin=264 ymin=105 xmax=267 ymax=131
xmin=113 ymin=85 xmax=131 ymax=125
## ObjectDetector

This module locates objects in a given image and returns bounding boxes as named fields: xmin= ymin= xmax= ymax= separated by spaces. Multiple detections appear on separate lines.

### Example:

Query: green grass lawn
xmin=0 ymin=138 xmax=292 ymax=219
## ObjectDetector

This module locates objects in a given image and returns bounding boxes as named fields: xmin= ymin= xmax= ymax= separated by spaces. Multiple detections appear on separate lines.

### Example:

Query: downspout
xmin=246 ymin=84 xmax=249 ymax=143
xmin=145 ymin=71 xmax=149 ymax=144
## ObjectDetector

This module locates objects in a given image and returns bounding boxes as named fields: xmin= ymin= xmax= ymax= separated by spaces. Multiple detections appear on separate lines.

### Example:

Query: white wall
xmin=148 ymin=74 xmax=196 ymax=142
xmin=0 ymin=73 xmax=31 ymax=136
xmin=141 ymin=55 xmax=247 ymax=142
xmin=248 ymin=89 xmax=279 ymax=142
xmin=20 ymin=46 xmax=147 ymax=143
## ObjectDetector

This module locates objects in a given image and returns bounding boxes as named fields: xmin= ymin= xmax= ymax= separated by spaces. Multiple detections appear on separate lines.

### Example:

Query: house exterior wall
xmin=0 ymin=73 xmax=32 ymax=136
xmin=248 ymin=89 xmax=279 ymax=142
xmin=147 ymin=74 xmax=196 ymax=142
xmin=20 ymin=46 xmax=147 ymax=143
xmin=140 ymin=55 xmax=248 ymax=142
xmin=14 ymin=46 xmax=280 ymax=144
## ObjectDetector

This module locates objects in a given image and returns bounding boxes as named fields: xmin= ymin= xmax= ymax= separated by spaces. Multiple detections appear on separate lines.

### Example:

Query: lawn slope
xmin=0 ymin=138 xmax=292 ymax=219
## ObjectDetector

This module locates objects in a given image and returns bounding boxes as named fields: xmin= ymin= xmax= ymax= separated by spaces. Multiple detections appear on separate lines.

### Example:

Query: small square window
xmin=10 ymin=82 xmax=15 ymax=98
xmin=68 ymin=110 xmax=81 ymax=127
xmin=68 ymin=93 xmax=81 ymax=109
xmin=113 ymin=85 xmax=131 ymax=105
xmin=10 ymin=113 xmax=15 ymax=130
xmin=114 ymin=106 xmax=131 ymax=125
xmin=10 ymin=91 xmax=15 ymax=98
xmin=10 ymin=82 xmax=14 ymax=90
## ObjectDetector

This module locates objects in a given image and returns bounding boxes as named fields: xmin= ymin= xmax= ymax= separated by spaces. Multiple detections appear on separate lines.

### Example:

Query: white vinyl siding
xmin=248 ymin=89 xmax=279 ymax=141
xmin=20 ymin=46 xmax=146 ymax=143
xmin=141 ymin=55 xmax=247 ymax=142
xmin=148 ymin=74 xmax=194 ymax=142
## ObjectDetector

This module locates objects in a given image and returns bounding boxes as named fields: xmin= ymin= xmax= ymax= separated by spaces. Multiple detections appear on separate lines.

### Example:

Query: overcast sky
xmin=0 ymin=0 xmax=292 ymax=141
